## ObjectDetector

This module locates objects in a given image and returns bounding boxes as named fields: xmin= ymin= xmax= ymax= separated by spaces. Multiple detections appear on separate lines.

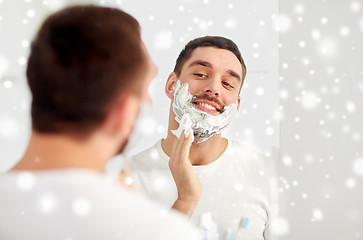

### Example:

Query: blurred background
xmin=279 ymin=0 xmax=363 ymax=239
xmin=0 ymin=0 xmax=362 ymax=239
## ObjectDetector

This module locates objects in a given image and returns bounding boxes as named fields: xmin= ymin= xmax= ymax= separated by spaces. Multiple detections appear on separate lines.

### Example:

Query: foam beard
xmin=171 ymin=80 xmax=238 ymax=143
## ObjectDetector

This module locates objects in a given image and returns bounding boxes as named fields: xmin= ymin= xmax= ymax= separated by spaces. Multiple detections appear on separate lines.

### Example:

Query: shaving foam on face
xmin=171 ymin=113 xmax=194 ymax=142
xmin=172 ymin=80 xmax=238 ymax=143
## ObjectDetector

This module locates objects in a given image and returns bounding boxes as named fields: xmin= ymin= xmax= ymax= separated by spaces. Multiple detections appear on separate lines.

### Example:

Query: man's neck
xmin=162 ymin=131 xmax=228 ymax=165
xmin=11 ymin=131 xmax=110 ymax=173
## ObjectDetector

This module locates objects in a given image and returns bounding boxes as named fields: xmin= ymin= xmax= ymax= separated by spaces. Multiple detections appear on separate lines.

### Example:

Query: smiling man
xmin=130 ymin=36 xmax=277 ymax=240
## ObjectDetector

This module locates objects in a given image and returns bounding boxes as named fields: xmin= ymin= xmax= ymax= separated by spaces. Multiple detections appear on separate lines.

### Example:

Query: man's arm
xmin=169 ymin=131 xmax=202 ymax=218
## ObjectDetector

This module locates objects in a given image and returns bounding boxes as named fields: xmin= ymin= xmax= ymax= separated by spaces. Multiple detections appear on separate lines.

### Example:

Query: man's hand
xmin=169 ymin=131 xmax=202 ymax=218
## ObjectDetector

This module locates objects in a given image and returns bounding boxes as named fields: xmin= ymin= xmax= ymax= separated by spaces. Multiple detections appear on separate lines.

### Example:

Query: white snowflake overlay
xmin=0 ymin=0 xmax=362 ymax=239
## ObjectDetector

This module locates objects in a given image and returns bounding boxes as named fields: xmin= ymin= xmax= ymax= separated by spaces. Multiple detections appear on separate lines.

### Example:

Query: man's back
xmin=0 ymin=169 xmax=201 ymax=240
xmin=0 ymin=5 xmax=202 ymax=240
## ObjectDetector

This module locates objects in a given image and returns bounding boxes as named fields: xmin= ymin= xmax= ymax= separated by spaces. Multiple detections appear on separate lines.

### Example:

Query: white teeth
xmin=197 ymin=102 xmax=216 ymax=111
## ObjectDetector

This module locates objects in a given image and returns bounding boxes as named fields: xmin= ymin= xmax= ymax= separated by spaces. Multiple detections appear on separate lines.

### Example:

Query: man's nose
xmin=205 ymin=89 xmax=218 ymax=96
xmin=204 ymin=78 xmax=220 ymax=96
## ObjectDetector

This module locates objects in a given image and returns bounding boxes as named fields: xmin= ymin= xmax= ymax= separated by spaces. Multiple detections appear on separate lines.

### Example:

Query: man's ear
xmin=104 ymin=94 xmax=139 ymax=139
xmin=237 ymin=96 xmax=241 ymax=110
xmin=165 ymin=72 xmax=178 ymax=99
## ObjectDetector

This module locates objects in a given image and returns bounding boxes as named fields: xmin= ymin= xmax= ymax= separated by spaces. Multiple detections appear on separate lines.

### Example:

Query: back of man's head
xmin=27 ymin=5 xmax=146 ymax=138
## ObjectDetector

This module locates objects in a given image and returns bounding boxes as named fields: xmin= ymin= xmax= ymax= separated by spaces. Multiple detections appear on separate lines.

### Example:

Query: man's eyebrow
xmin=188 ymin=60 xmax=213 ymax=68
xmin=227 ymin=70 xmax=241 ymax=82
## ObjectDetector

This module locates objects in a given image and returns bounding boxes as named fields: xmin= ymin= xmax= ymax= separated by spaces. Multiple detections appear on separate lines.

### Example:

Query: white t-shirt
xmin=0 ymin=169 xmax=202 ymax=240
xmin=130 ymin=139 xmax=278 ymax=240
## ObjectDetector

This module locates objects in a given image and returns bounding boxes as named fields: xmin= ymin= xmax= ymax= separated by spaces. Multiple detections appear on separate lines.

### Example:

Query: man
xmin=130 ymin=36 xmax=278 ymax=239
xmin=0 ymin=6 xmax=201 ymax=240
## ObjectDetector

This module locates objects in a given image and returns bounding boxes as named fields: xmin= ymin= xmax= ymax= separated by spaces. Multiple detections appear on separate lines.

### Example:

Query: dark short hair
xmin=173 ymin=36 xmax=247 ymax=90
xmin=27 ymin=5 xmax=146 ymax=138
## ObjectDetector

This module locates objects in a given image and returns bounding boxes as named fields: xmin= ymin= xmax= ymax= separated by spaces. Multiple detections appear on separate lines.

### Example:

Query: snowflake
xmin=39 ymin=193 xmax=57 ymax=213
xmin=234 ymin=183 xmax=243 ymax=192
xmin=321 ymin=17 xmax=328 ymax=24
xmin=350 ymin=1 xmax=361 ymax=12
xmin=27 ymin=9 xmax=35 ymax=18
xmin=346 ymin=178 xmax=357 ymax=189
xmin=339 ymin=26 xmax=350 ymax=36
xmin=312 ymin=208 xmax=324 ymax=222
xmin=0 ymin=56 xmax=9 ymax=74
xmin=270 ymin=216 xmax=290 ymax=236
xmin=265 ymin=127 xmax=274 ymax=136
xmin=311 ymin=29 xmax=321 ymax=40
xmin=139 ymin=116 xmax=156 ymax=135
xmin=282 ymin=155 xmax=293 ymax=167
xmin=275 ymin=14 xmax=292 ymax=33
xmin=225 ymin=18 xmax=237 ymax=29
xmin=73 ymin=198 xmax=91 ymax=217
xmin=346 ymin=101 xmax=356 ymax=113
xmin=300 ymin=91 xmax=321 ymax=110
xmin=299 ymin=41 xmax=306 ymax=48
xmin=255 ymin=87 xmax=264 ymax=96
xmin=0 ymin=115 xmax=19 ymax=139
xmin=21 ymin=39 xmax=30 ymax=48
xmin=318 ymin=38 xmax=339 ymax=58
xmin=293 ymin=4 xmax=305 ymax=15
xmin=352 ymin=157 xmax=363 ymax=176
xmin=3 ymin=79 xmax=12 ymax=89
xmin=154 ymin=31 xmax=173 ymax=50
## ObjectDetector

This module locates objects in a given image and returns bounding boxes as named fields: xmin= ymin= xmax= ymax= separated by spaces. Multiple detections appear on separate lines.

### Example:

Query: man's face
xmin=177 ymin=46 xmax=242 ymax=115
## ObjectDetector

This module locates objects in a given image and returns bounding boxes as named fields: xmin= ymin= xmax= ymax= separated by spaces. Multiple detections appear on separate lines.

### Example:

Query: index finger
xmin=173 ymin=130 xmax=193 ymax=160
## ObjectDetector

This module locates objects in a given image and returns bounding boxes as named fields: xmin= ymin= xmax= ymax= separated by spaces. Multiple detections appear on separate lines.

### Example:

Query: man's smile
xmin=192 ymin=99 xmax=222 ymax=115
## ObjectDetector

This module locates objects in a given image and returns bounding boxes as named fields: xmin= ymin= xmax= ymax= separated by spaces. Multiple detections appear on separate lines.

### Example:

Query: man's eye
xmin=194 ymin=73 xmax=207 ymax=78
xmin=223 ymin=81 xmax=234 ymax=88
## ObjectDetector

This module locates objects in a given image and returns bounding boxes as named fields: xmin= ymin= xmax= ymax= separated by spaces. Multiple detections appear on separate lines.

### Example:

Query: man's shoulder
xmin=228 ymin=139 xmax=265 ymax=159
xmin=227 ymin=139 xmax=274 ymax=171
xmin=227 ymin=139 xmax=278 ymax=196
xmin=132 ymin=139 xmax=160 ymax=159
xmin=130 ymin=139 xmax=167 ymax=169
xmin=0 ymin=170 xmax=201 ymax=240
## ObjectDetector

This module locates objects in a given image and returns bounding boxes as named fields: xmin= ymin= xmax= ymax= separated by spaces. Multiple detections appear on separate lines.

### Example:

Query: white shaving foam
xmin=171 ymin=113 xmax=194 ymax=142
xmin=172 ymin=80 xmax=238 ymax=143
